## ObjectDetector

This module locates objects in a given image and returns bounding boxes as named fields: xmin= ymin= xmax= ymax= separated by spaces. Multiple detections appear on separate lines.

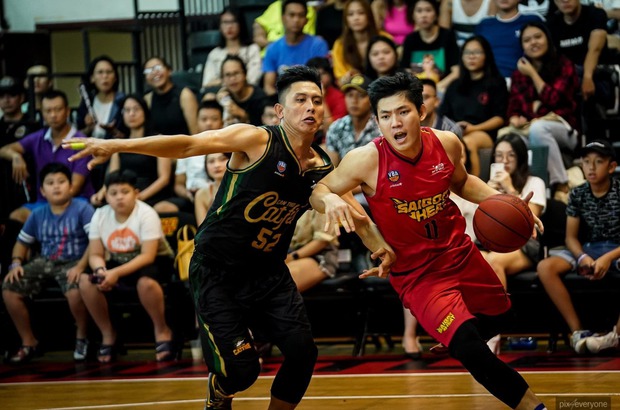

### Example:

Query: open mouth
xmin=394 ymin=132 xmax=407 ymax=141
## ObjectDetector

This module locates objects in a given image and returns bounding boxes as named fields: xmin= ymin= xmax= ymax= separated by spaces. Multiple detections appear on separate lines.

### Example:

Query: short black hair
xmin=41 ymin=89 xmax=69 ymax=107
xmin=420 ymin=78 xmax=437 ymax=90
xmin=276 ymin=65 xmax=321 ymax=103
xmin=282 ymin=0 xmax=307 ymax=14
xmin=199 ymin=99 xmax=224 ymax=118
xmin=221 ymin=54 xmax=247 ymax=77
xmin=104 ymin=169 xmax=138 ymax=189
xmin=39 ymin=162 xmax=71 ymax=184
xmin=367 ymin=71 xmax=423 ymax=116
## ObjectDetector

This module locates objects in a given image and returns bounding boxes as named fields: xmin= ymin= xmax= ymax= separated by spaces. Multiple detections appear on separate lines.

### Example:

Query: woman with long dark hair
xmin=365 ymin=35 xmax=403 ymax=80
xmin=201 ymin=7 xmax=261 ymax=90
xmin=484 ymin=133 xmax=546 ymax=291
xmin=332 ymin=0 xmax=388 ymax=84
xmin=507 ymin=21 xmax=579 ymax=200
xmin=439 ymin=35 xmax=508 ymax=176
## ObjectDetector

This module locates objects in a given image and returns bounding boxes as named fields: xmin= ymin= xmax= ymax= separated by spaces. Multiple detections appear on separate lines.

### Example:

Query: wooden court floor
xmin=2 ymin=367 xmax=620 ymax=409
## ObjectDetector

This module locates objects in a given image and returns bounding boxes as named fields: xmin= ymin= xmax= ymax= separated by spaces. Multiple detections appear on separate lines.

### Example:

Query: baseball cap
xmin=0 ymin=76 xmax=24 ymax=95
xmin=578 ymin=139 xmax=616 ymax=160
xmin=341 ymin=74 xmax=372 ymax=94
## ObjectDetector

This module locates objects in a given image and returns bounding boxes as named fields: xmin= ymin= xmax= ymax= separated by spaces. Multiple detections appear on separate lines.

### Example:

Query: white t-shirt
xmin=92 ymin=98 xmax=113 ymax=139
xmin=451 ymin=194 xmax=478 ymax=242
xmin=175 ymin=155 xmax=209 ymax=190
xmin=89 ymin=200 xmax=173 ymax=259
xmin=521 ymin=175 xmax=547 ymax=213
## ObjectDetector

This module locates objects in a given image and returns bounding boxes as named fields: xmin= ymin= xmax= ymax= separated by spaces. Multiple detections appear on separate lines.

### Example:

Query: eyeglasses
xmin=494 ymin=152 xmax=517 ymax=161
xmin=122 ymin=107 xmax=142 ymax=114
xmin=463 ymin=50 xmax=484 ymax=57
xmin=223 ymin=71 xmax=244 ymax=79
xmin=220 ymin=19 xmax=238 ymax=26
xmin=143 ymin=64 xmax=164 ymax=75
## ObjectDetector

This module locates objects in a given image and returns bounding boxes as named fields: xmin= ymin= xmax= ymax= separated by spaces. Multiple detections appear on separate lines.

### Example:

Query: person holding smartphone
xmin=484 ymin=134 xmax=546 ymax=290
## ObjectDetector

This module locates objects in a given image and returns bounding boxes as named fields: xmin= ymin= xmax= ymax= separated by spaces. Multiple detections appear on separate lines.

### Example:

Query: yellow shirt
xmin=255 ymin=1 xmax=317 ymax=43
xmin=332 ymin=31 xmax=392 ymax=81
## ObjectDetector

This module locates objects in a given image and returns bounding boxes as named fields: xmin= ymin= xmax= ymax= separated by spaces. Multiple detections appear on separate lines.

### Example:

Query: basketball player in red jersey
xmin=310 ymin=72 xmax=547 ymax=410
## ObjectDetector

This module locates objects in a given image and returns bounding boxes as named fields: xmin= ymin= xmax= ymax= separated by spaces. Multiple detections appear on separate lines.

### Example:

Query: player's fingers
xmin=522 ymin=191 xmax=533 ymax=204
xmin=338 ymin=209 xmax=354 ymax=233
xmin=359 ymin=268 xmax=380 ymax=279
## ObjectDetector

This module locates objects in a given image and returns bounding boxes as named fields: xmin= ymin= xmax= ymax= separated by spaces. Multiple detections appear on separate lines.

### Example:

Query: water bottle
xmin=507 ymin=337 xmax=537 ymax=350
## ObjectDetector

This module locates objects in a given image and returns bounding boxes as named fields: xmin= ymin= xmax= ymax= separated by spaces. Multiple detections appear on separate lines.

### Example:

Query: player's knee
xmin=221 ymin=356 xmax=262 ymax=393
xmin=278 ymin=331 xmax=318 ymax=366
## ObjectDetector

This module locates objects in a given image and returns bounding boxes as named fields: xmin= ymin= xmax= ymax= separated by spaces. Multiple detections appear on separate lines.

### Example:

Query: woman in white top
xmin=484 ymin=133 xmax=546 ymax=288
xmin=201 ymin=7 xmax=262 ymax=90
xmin=77 ymin=55 xmax=125 ymax=140
xmin=194 ymin=152 xmax=230 ymax=225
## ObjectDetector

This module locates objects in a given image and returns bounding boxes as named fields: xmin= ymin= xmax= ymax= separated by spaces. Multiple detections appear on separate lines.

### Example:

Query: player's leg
xmin=449 ymin=320 xmax=544 ymax=409
xmin=189 ymin=255 xmax=260 ymax=408
xmin=263 ymin=272 xmax=318 ymax=408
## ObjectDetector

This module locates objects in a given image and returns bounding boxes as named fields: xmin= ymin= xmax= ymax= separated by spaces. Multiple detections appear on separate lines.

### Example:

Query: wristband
xmin=292 ymin=252 xmax=300 ymax=260
xmin=9 ymin=262 xmax=21 ymax=271
xmin=577 ymin=253 xmax=589 ymax=265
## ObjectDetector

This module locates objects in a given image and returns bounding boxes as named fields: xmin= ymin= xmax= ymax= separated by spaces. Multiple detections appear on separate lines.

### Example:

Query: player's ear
xmin=274 ymin=103 xmax=284 ymax=120
xmin=418 ymin=103 xmax=427 ymax=121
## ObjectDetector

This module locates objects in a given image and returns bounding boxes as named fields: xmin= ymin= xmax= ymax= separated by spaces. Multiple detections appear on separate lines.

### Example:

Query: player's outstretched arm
xmin=63 ymin=124 xmax=267 ymax=170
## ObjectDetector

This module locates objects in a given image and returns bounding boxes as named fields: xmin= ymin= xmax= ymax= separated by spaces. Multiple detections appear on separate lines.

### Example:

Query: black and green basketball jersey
xmin=195 ymin=125 xmax=333 ymax=270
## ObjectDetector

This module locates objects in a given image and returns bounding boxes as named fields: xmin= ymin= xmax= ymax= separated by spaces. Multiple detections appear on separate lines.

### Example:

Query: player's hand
xmin=359 ymin=247 xmax=396 ymax=279
xmin=4 ymin=265 xmax=24 ymax=284
xmin=322 ymin=193 xmax=368 ymax=235
xmin=522 ymin=191 xmax=544 ymax=236
xmin=63 ymin=137 xmax=113 ymax=170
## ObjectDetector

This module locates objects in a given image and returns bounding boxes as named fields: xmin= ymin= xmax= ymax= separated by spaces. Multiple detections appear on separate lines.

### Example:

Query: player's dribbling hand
xmin=522 ymin=191 xmax=544 ymax=237
xmin=359 ymin=247 xmax=396 ymax=279
xmin=62 ymin=137 xmax=113 ymax=170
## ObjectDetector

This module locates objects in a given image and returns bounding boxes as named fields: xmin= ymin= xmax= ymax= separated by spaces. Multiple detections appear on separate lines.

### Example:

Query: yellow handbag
xmin=174 ymin=225 xmax=197 ymax=281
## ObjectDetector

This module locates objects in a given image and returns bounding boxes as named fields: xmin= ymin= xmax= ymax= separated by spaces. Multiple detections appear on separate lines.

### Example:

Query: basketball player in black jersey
xmin=65 ymin=66 xmax=394 ymax=410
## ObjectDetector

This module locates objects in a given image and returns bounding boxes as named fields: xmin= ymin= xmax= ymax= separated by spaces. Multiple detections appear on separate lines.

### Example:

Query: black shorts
xmin=189 ymin=251 xmax=312 ymax=374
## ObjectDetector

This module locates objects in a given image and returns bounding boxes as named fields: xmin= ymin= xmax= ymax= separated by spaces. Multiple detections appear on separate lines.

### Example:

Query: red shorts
xmin=391 ymin=245 xmax=510 ymax=347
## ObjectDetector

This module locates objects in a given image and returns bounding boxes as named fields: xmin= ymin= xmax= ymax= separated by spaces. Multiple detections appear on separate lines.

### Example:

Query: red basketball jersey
xmin=365 ymin=128 xmax=472 ymax=278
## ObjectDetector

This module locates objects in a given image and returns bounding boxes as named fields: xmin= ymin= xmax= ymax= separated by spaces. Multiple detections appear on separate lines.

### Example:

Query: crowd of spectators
xmin=0 ymin=0 xmax=618 ymax=363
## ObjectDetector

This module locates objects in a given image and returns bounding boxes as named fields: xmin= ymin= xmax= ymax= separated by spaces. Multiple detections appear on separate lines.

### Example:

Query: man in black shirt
xmin=548 ymin=0 xmax=616 ymax=139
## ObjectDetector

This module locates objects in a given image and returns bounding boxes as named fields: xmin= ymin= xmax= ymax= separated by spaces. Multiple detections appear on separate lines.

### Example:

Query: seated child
xmin=78 ymin=170 xmax=177 ymax=363
xmin=537 ymin=140 xmax=620 ymax=354
xmin=2 ymin=162 xmax=93 ymax=363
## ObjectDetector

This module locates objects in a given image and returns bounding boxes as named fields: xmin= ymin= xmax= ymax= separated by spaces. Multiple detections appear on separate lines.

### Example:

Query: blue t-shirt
xmin=476 ymin=13 xmax=544 ymax=78
xmin=262 ymin=34 xmax=329 ymax=75
xmin=18 ymin=199 xmax=94 ymax=261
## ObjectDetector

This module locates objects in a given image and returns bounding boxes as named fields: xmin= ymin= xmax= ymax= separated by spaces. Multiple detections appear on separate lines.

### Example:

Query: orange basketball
xmin=473 ymin=194 xmax=534 ymax=253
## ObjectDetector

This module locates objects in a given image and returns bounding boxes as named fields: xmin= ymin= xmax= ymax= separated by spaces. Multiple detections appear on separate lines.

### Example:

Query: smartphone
xmin=490 ymin=163 xmax=504 ymax=179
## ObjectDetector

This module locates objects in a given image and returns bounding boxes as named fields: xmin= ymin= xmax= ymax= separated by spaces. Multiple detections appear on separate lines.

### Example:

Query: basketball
xmin=473 ymin=194 xmax=534 ymax=253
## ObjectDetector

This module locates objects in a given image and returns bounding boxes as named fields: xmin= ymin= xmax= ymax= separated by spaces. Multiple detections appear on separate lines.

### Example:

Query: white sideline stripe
xmin=37 ymin=392 xmax=620 ymax=410
xmin=5 ymin=369 xmax=619 ymax=386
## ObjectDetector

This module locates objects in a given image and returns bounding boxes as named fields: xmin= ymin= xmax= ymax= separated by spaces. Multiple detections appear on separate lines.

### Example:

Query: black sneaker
xmin=74 ymin=339 xmax=89 ymax=361
xmin=205 ymin=373 xmax=233 ymax=410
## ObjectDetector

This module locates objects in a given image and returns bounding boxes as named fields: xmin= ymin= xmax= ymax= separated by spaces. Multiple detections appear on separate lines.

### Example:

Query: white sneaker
xmin=487 ymin=334 xmax=501 ymax=355
xmin=585 ymin=326 xmax=619 ymax=354
xmin=570 ymin=330 xmax=593 ymax=354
